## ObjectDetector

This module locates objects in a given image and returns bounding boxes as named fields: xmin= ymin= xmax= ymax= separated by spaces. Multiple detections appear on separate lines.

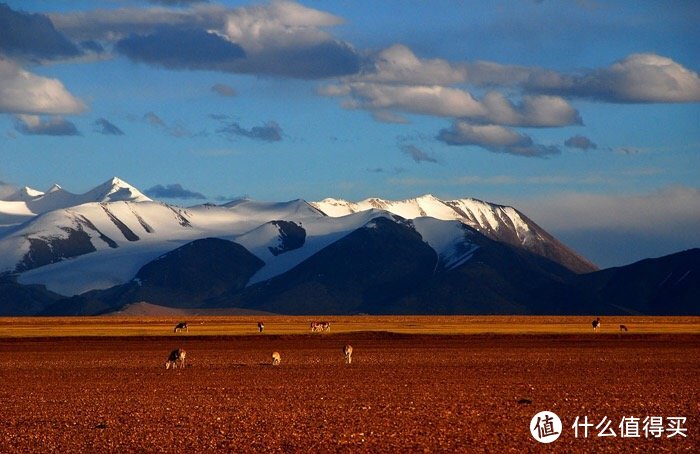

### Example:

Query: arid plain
xmin=0 ymin=316 xmax=698 ymax=452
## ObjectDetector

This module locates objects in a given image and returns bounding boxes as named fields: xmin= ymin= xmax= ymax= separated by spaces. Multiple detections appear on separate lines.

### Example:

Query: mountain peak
xmin=5 ymin=186 xmax=44 ymax=202
xmin=87 ymin=177 xmax=152 ymax=203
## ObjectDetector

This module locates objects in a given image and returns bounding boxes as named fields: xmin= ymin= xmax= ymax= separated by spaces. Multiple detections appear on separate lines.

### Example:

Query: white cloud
xmin=440 ymin=122 xmax=526 ymax=147
xmin=52 ymin=1 xmax=359 ymax=79
xmin=527 ymin=53 xmax=700 ymax=103
xmin=339 ymin=82 xmax=484 ymax=118
xmin=361 ymin=44 xmax=466 ymax=85
xmin=0 ymin=58 xmax=86 ymax=115
xmin=50 ymin=5 xmax=223 ymax=42
xmin=223 ymin=0 xmax=343 ymax=53
xmin=436 ymin=121 xmax=560 ymax=157
xmin=328 ymin=82 xmax=579 ymax=127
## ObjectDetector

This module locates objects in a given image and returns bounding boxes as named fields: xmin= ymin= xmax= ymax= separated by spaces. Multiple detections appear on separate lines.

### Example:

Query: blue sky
xmin=1 ymin=0 xmax=699 ymax=268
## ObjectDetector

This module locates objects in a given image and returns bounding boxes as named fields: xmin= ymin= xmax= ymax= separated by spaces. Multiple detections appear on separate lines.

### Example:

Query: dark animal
xmin=592 ymin=317 xmax=601 ymax=331
xmin=165 ymin=349 xmax=186 ymax=369
xmin=258 ymin=321 xmax=265 ymax=333
xmin=619 ymin=324 xmax=628 ymax=332
xmin=174 ymin=322 xmax=188 ymax=333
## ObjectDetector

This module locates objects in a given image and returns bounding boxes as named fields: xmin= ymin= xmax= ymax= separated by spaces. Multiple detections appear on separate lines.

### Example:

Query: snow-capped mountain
xmin=312 ymin=194 xmax=596 ymax=273
xmin=10 ymin=177 xmax=151 ymax=214
xmin=0 ymin=177 xmax=618 ymax=315
xmin=0 ymin=177 xmax=151 ymax=227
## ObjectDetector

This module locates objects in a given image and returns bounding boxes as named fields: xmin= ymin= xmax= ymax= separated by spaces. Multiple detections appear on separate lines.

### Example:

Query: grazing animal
xmin=165 ymin=349 xmax=186 ymax=369
xmin=343 ymin=344 xmax=353 ymax=364
xmin=619 ymin=324 xmax=628 ymax=332
xmin=258 ymin=321 xmax=265 ymax=333
xmin=272 ymin=351 xmax=281 ymax=366
xmin=174 ymin=322 xmax=188 ymax=333
xmin=310 ymin=321 xmax=331 ymax=333
xmin=592 ymin=317 xmax=601 ymax=331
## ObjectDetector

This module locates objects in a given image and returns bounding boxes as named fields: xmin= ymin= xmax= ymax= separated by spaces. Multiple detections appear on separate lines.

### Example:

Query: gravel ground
xmin=0 ymin=333 xmax=697 ymax=452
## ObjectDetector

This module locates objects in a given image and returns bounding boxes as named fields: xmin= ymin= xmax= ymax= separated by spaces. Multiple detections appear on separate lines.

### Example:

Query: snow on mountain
xmin=5 ymin=186 xmax=45 ymax=202
xmin=3 ymin=191 xmax=358 ymax=295
xmin=312 ymin=194 xmax=597 ymax=273
xmin=312 ymin=194 xmax=530 ymax=237
xmin=411 ymin=217 xmax=480 ymax=271
xmin=0 ymin=177 xmax=151 ymax=225
xmin=81 ymin=177 xmax=152 ymax=204
xmin=0 ymin=177 xmax=596 ymax=297
xmin=237 ymin=210 xmax=395 ymax=285
xmin=221 ymin=198 xmax=325 ymax=219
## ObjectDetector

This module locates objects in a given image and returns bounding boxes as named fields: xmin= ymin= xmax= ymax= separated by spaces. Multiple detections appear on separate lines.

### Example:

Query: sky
xmin=0 ymin=0 xmax=699 ymax=268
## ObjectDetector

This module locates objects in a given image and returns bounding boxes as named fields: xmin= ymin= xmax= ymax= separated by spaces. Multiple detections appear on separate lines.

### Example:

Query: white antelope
xmin=272 ymin=351 xmax=281 ymax=366
xmin=165 ymin=349 xmax=186 ymax=369
xmin=343 ymin=345 xmax=353 ymax=364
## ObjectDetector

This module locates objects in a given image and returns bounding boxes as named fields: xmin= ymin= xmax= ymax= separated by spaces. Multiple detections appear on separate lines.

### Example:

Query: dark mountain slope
xmin=0 ymin=274 xmax=63 ymax=316
xmin=574 ymin=248 xmax=700 ymax=315
xmin=385 ymin=237 xmax=578 ymax=315
xmin=40 ymin=238 xmax=264 ymax=315
xmin=214 ymin=217 xmax=439 ymax=314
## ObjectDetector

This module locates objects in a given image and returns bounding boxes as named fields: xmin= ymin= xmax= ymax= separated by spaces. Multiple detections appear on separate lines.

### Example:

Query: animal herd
xmin=165 ymin=318 xmax=628 ymax=369
xmin=166 ymin=320 xmax=351 ymax=370
xmin=591 ymin=317 xmax=630 ymax=333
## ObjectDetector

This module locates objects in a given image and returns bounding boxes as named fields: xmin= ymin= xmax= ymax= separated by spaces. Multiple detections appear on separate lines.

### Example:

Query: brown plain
xmin=0 ymin=316 xmax=698 ymax=452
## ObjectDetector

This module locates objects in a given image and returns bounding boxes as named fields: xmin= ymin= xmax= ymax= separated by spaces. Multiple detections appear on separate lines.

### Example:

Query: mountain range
xmin=0 ymin=178 xmax=697 ymax=316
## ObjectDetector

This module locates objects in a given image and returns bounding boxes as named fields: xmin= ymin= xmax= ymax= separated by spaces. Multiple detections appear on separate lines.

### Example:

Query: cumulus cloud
xmin=0 ymin=4 xmax=81 ymax=60
xmin=464 ymin=54 xmax=700 ymax=104
xmin=115 ymin=27 xmax=246 ymax=71
xmin=564 ymin=135 xmax=596 ymax=150
xmin=94 ymin=118 xmax=125 ymax=136
xmin=401 ymin=144 xmax=437 ymax=163
xmin=324 ymin=82 xmax=580 ymax=127
xmin=14 ymin=114 xmax=80 ymax=136
xmin=144 ymin=183 xmax=206 ymax=200
xmin=0 ymin=58 xmax=86 ymax=115
xmin=211 ymin=83 xmax=236 ymax=97
xmin=437 ymin=121 xmax=559 ymax=157
xmin=217 ymin=121 xmax=282 ymax=142
xmin=526 ymin=53 xmax=700 ymax=103
xmin=52 ymin=1 xmax=360 ymax=79
xmin=50 ymin=6 xmax=223 ymax=42
xmin=360 ymin=44 xmax=466 ymax=85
